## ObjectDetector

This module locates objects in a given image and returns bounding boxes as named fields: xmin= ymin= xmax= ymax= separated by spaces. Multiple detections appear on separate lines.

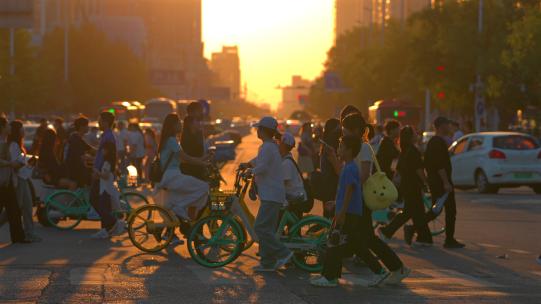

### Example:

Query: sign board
xmin=324 ymin=71 xmax=349 ymax=92
xmin=0 ymin=0 xmax=34 ymax=28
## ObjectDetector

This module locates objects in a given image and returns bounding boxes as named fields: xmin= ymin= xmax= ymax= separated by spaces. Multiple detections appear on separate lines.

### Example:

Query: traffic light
xmin=436 ymin=65 xmax=446 ymax=100
xmin=393 ymin=110 xmax=406 ymax=118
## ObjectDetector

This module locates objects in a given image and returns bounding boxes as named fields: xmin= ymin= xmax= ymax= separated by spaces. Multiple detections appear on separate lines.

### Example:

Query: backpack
xmin=149 ymin=152 xmax=173 ymax=185
xmin=362 ymin=144 xmax=398 ymax=211
xmin=286 ymin=156 xmax=314 ymax=213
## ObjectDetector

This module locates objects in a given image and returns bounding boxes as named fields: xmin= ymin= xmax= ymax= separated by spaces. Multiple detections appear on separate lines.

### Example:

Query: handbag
xmin=149 ymin=152 xmax=173 ymax=185
xmin=363 ymin=144 xmax=398 ymax=211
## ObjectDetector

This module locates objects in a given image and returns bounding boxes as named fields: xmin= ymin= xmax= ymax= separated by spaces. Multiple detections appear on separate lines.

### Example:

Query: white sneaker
xmin=109 ymin=220 xmax=125 ymax=237
xmin=253 ymin=264 xmax=276 ymax=273
xmin=310 ymin=276 xmax=338 ymax=287
xmin=367 ymin=270 xmax=391 ymax=287
xmin=91 ymin=229 xmax=110 ymax=239
xmin=274 ymin=251 xmax=294 ymax=270
xmin=384 ymin=266 xmax=411 ymax=285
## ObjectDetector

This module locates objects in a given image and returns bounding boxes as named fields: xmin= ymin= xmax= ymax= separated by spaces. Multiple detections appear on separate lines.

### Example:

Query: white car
xmin=449 ymin=132 xmax=541 ymax=194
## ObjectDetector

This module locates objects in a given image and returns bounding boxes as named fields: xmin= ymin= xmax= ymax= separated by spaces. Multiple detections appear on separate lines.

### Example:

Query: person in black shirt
xmin=66 ymin=117 xmax=94 ymax=188
xmin=379 ymin=126 xmax=432 ymax=245
xmin=181 ymin=101 xmax=206 ymax=181
xmin=319 ymin=118 xmax=341 ymax=218
xmin=376 ymin=120 xmax=400 ymax=179
xmin=424 ymin=117 xmax=464 ymax=249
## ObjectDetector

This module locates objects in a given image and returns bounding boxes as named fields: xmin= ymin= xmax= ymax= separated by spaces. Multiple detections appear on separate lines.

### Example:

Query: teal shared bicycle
xmin=186 ymin=167 xmax=332 ymax=272
xmin=42 ymin=186 xmax=150 ymax=230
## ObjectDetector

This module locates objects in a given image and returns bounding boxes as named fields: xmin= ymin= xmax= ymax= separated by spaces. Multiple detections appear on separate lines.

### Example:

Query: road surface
xmin=1 ymin=132 xmax=540 ymax=303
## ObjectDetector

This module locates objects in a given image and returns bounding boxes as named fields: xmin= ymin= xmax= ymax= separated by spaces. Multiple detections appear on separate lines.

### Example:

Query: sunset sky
xmin=202 ymin=0 xmax=334 ymax=109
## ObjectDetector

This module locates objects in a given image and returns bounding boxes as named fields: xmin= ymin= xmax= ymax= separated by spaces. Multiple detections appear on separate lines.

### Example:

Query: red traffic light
xmin=437 ymin=65 xmax=445 ymax=72
xmin=437 ymin=91 xmax=445 ymax=100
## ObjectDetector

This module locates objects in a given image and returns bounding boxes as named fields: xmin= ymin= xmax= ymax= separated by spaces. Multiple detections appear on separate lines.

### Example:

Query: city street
xmin=1 ymin=132 xmax=540 ymax=304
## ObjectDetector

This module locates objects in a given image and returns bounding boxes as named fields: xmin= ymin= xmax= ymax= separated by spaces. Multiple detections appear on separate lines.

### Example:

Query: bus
xmin=142 ymin=98 xmax=177 ymax=123
xmin=100 ymin=101 xmax=141 ymax=122
xmin=368 ymin=99 xmax=421 ymax=128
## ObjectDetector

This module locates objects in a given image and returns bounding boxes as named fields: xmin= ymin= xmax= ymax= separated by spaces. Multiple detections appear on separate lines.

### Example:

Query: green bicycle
xmin=43 ymin=186 xmax=150 ymax=230
xmin=187 ymin=167 xmax=332 ymax=272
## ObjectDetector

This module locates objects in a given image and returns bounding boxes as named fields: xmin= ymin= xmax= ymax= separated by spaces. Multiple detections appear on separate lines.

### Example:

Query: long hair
xmin=159 ymin=113 xmax=181 ymax=152
xmin=322 ymin=118 xmax=340 ymax=150
xmin=399 ymin=126 xmax=415 ymax=152
xmin=8 ymin=120 xmax=25 ymax=153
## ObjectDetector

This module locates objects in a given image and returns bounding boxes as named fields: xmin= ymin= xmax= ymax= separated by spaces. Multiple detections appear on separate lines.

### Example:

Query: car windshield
xmin=493 ymin=135 xmax=539 ymax=150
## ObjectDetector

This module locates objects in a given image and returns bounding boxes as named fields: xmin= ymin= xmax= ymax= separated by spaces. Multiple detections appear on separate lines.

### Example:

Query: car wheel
xmin=475 ymin=171 xmax=498 ymax=194
xmin=532 ymin=185 xmax=541 ymax=194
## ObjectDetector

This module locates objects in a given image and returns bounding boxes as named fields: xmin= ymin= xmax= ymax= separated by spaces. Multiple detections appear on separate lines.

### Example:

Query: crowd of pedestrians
xmin=6 ymin=102 xmax=529 ymax=288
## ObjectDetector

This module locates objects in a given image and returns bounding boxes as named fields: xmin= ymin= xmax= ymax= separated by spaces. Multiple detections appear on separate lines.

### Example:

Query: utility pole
xmin=9 ymin=28 xmax=15 ymax=117
xmin=64 ymin=0 xmax=69 ymax=82
xmin=474 ymin=0 xmax=485 ymax=132
xmin=425 ymin=88 xmax=431 ymax=131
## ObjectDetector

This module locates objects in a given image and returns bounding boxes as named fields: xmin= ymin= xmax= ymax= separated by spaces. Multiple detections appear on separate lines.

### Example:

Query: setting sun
xmin=203 ymin=0 xmax=334 ymax=109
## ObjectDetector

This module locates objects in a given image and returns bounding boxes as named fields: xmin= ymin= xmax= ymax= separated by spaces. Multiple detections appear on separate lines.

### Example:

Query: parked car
xmin=449 ymin=132 xmax=541 ymax=194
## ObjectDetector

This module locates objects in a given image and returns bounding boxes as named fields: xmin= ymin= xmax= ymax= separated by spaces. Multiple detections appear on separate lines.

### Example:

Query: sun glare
xmin=203 ymin=0 xmax=334 ymax=109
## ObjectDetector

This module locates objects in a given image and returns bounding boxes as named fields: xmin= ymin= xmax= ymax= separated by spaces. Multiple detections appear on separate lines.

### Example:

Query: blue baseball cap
xmin=253 ymin=116 xmax=278 ymax=131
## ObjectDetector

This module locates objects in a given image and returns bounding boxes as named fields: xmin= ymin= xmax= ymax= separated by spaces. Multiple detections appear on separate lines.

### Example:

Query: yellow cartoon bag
xmin=363 ymin=144 xmax=398 ymax=211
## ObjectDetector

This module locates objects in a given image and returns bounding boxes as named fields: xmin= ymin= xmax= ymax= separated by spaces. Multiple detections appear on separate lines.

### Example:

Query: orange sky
xmin=203 ymin=0 xmax=334 ymax=110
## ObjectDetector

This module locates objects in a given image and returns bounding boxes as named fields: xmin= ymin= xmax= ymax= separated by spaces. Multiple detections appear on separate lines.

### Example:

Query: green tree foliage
xmin=308 ymin=0 xmax=541 ymax=119
xmin=36 ymin=23 xmax=158 ymax=115
xmin=0 ymin=24 xmax=158 ymax=116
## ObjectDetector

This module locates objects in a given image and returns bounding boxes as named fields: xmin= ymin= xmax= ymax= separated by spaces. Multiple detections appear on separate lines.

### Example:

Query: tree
xmin=36 ymin=23 xmax=159 ymax=115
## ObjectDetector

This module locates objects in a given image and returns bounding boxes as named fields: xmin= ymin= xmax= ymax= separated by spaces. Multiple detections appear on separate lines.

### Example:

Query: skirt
xmin=298 ymin=155 xmax=315 ymax=174
xmin=156 ymin=168 xmax=209 ymax=219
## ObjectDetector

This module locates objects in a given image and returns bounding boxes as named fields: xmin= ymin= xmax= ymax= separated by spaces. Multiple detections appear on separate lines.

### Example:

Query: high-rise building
xmin=210 ymin=46 xmax=241 ymax=101
xmin=32 ymin=0 xmax=209 ymax=99
xmin=335 ymin=0 xmax=372 ymax=41
xmin=335 ymin=0 xmax=432 ymax=41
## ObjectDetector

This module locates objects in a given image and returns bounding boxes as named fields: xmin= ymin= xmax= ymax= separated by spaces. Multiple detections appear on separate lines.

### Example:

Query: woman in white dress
xmin=156 ymin=114 xmax=210 ymax=225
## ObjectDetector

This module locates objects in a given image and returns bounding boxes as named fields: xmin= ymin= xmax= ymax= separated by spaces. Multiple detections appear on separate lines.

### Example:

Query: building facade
xmin=277 ymin=76 xmax=311 ymax=119
xmin=335 ymin=0 xmax=432 ymax=41
xmin=210 ymin=46 xmax=241 ymax=101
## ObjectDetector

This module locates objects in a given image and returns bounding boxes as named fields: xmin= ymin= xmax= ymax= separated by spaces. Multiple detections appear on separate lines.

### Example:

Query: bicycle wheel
xmin=288 ymin=216 xmax=331 ymax=273
xmin=217 ymin=216 xmax=253 ymax=253
xmin=128 ymin=205 xmax=175 ymax=253
xmin=187 ymin=215 xmax=244 ymax=268
xmin=45 ymin=191 xmax=85 ymax=230
xmin=423 ymin=195 xmax=446 ymax=236
xmin=120 ymin=192 xmax=151 ymax=227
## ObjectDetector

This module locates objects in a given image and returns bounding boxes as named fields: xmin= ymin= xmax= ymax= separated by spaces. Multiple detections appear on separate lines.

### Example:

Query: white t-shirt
xmin=116 ymin=129 xmax=129 ymax=152
xmin=250 ymin=141 xmax=286 ymax=204
xmin=282 ymin=155 xmax=306 ymax=204
xmin=355 ymin=143 xmax=373 ymax=169
xmin=128 ymin=131 xmax=146 ymax=158
xmin=9 ymin=142 xmax=31 ymax=180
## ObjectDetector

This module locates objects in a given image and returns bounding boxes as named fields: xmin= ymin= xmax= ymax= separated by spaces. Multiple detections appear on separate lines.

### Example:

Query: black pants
xmin=322 ymin=214 xmax=362 ymax=280
xmin=90 ymin=180 xmax=116 ymax=231
xmin=426 ymin=189 xmax=456 ymax=242
xmin=356 ymin=208 xmax=403 ymax=274
xmin=381 ymin=188 xmax=432 ymax=243
xmin=0 ymin=184 xmax=25 ymax=243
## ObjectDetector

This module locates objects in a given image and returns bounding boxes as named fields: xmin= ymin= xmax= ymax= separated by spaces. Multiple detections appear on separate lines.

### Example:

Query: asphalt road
xmin=1 ymin=132 xmax=540 ymax=303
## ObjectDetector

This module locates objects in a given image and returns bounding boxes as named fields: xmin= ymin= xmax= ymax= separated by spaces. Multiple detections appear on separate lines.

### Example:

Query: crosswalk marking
xmin=415 ymin=269 xmax=500 ymax=288
xmin=509 ymin=249 xmax=532 ymax=255
xmin=478 ymin=243 xmax=501 ymax=248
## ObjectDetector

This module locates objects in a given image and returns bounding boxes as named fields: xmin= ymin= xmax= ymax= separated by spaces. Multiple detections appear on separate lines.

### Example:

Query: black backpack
xmin=286 ymin=156 xmax=314 ymax=213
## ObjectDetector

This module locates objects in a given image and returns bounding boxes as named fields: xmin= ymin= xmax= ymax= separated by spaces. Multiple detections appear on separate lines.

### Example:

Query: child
xmin=310 ymin=135 xmax=363 ymax=287
xmin=93 ymin=142 xmax=121 ymax=214
xmin=342 ymin=113 xmax=410 ymax=286
xmin=241 ymin=116 xmax=293 ymax=272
